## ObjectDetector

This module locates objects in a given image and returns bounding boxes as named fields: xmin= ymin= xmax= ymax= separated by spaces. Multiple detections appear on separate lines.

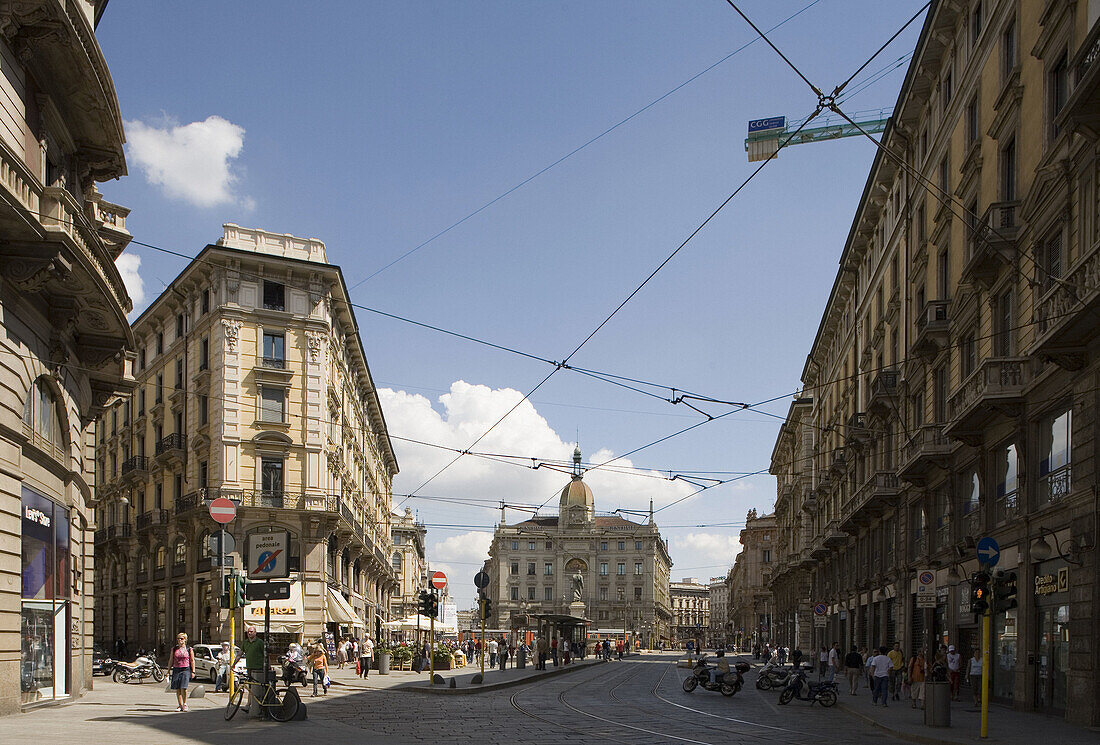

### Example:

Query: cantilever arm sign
xmin=248 ymin=532 xmax=289 ymax=579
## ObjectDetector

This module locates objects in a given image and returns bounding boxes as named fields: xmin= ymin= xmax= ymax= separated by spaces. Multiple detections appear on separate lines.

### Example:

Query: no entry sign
xmin=430 ymin=571 xmax=447 ymax=590
xmin=209 ymin=497 xmax=237 ymax=524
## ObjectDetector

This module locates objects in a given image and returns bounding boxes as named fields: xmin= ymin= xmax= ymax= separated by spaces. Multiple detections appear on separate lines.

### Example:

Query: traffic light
xmin=221 ymin=574 xmax=232 ymax=609
xmin=418 ymin=590 xmax=432 ymax=617
xmin=971 ymin=571 xmax=991 ymax=614
xmin=993 ymin=571 xmax=1018 ymax=612
xmin=234 ymin=573 xmax=249 ymax=608
xmin=427 ymin=590 xmax=440 ymax=619
xmin=479 ymin=595 xmax=492 ymax=620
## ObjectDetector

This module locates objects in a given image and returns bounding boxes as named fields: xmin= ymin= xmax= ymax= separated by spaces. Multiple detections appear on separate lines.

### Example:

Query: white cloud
xmin=379 ymin=381 xmax=693 ymax=515
xmin=114 ymin=251 xmax=145 ymax=311
xmin=125 ymin=115 xmax=249 ymax=208
xmin=432 ymin=531 xmax=493 ymax=565
xmin=672 ymin=532 xmax=741 ymax=568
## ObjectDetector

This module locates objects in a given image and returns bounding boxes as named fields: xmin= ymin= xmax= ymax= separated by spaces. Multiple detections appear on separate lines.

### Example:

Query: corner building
xmin=93 ymin=225 xmax=399 ymax=655
xmin=767 ymin=0 xmax=1099 ymax=725
xmin=482 ymin=449 xmax=673 ymax=647
xmin=0 ymin=0 xmax=135 ymax=714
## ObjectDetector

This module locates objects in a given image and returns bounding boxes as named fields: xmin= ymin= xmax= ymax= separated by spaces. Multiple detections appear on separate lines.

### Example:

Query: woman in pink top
xmin=169 ymin=632 xmax=196 ymax=711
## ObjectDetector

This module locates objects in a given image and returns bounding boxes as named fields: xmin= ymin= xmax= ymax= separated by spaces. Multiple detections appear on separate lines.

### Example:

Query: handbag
xmin=355 ymin=660 xmax=361 ymax=675
xmin=323 ymin=674 xmax=331 ymax=688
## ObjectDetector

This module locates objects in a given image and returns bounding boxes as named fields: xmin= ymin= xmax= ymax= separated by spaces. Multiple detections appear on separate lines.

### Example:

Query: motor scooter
xmin=755 ymin=660 xmax=794 ymax=689
xmin=683 ymin=659 xmax=750 ymax=697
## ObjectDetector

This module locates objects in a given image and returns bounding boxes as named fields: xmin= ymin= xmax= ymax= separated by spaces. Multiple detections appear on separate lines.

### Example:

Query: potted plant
xmin=391 ymin=644 xmax=414 ymax=670
xmin=375 ymin=642 xmax=393 ymax=675
xmin=432 ymin=648 xmax=454 ymax=670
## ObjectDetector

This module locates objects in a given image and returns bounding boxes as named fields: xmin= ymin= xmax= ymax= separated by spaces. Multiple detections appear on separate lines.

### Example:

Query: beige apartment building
xmin=0 ymin=0 xmax=135 ymax=715
xmin=92 ymin=225 xmax=399 ymax=656
xmin=481 ymin=448 xmax=673 ymax=648
xmin=766 ymin=0 xmax=1099 ymax=725
xmin=669 ymin=578 xmax=708 ymax=647
xmin=728 ymin=509 xmax=775 ymax=651
xmin=390 ymin=507 xmax=427 ymax=620
xmin=707 ymin=576 xmax=730 ymax=648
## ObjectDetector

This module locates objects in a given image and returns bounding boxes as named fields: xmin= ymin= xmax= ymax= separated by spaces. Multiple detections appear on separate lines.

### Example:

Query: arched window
xmin=23 ymin=377 xmax=65 ymax=453
xmin=174 ymin=540 xmax=187 ymax=565
xmin=197 ymin=530 xmax=211 ymax=562
xmin=137 ymin=551 xmax=149 ymax=578
xmin=392 ymin=552 xmax=402 ymax=574
xmin=155 ymin=545 xmax=167 ymax=570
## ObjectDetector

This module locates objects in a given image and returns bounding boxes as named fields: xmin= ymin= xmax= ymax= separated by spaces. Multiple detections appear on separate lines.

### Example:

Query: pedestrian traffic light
xmin=971 ymin=571 xmax=991 ymax=614
xmin=418 ymin=590 xmax=432 ymax=617
xmin=993 ymin=571 xmax=1018 ymax=612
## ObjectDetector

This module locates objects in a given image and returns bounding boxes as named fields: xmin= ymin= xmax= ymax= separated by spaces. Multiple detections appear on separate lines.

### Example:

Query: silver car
xmin=191 ymin=643 xmax=241 ymax=683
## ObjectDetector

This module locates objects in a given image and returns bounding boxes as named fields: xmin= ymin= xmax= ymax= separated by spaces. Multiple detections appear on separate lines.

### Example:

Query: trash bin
xmin=517 ymin=649 xmax=527 ymax=669
xmin=925 ymin=681 xmax=951 ymax=727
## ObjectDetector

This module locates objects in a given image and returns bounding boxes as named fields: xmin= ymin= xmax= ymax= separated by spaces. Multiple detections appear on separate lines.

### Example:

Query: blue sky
xmin=99 ymin=1 xmax=927 ymax=607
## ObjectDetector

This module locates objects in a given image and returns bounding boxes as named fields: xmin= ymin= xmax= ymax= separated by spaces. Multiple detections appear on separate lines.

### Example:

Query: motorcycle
xmin=112 ymin=654 xmax=164 ymax=684
xmin=683 ymin=660 xmax=750 ymax=697
xmin=755 ymin=660 xmax=795 ymax=690
xmin=281 ymin=658 xmax=307 ymax=687
xmin=777 ymin=665 xmax=837 ymax=706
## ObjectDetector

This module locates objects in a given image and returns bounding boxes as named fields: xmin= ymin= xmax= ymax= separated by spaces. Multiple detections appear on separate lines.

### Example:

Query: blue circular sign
xmin=255 ymin=551 xmax=277 ymax=574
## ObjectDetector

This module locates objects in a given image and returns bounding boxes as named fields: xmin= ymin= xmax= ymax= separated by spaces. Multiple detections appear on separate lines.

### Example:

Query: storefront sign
xmin=1034 ymin=568 xmax=1069 ymax=596
xmin=24 ymin=506 xmax=51 ymax=527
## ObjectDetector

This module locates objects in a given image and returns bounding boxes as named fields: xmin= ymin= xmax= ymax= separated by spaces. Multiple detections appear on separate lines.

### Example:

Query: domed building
xmin=481 ymin=448 xmax=673 ymax=648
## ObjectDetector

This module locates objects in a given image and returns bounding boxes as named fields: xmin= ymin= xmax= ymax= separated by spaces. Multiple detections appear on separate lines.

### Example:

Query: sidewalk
xmin=835 ymin=681 xmax=1100 ymax=745
xmin=327 ymin=653 xmax=624 ymax=693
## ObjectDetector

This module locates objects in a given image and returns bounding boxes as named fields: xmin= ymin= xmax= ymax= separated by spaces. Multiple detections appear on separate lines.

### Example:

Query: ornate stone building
xmin=670 ymin=578 xmax=709 ymax=647
xmin=390 ymin=507 xmax=427 ymax=619
xmin=728 ymin=509 xmax=775 ymax=651
xmin=707 ymin=576 xmax=730 ymax=648
xmin=481 ymin=448 xmax=673 ymax=647
xmin=92 ymin=225 xmax=399 ymax=655
xmin=0 ymin=0 xmax=135 ymax=715
xmin=766 ymin=0 xmax=1099 ymax=725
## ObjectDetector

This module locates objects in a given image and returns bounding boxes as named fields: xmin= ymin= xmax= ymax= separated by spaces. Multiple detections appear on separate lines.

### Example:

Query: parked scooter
xmin=755 ymin=660 xmax=795 ymax=690
xmin=112 ymin=654 xmax=164 ymax=684
xmin=777 ymin=665 xmax=837 ymax=706
xmin=683 ymin=656 xmax=750 ymax=697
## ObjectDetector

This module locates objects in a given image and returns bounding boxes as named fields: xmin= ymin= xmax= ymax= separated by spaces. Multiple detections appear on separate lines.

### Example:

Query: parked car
xmin=92 ymin=647 xmax=115 ymax=676
xmin=191 ymin=643 xmax=241 ymax=683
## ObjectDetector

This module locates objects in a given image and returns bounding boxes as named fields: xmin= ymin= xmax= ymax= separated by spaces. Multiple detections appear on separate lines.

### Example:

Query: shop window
xmin=20 ymin=486 xmax=72 ymax=703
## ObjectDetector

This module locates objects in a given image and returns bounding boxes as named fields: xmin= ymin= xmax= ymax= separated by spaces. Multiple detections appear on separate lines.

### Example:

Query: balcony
xmin=1057 ymin=18 xmax=1100 ymax=139
xmin=105 ymin=523 xmax=133 ymax=542
xmin=866 ymin=370 xmax=898 ymax=416
xmin=155 ymin=433 xmax=186 ymax=465
xmin=944 ymin=357 xmax=1031 ymax=445
xmin=1033 ymin=240 xmax=1100 ymax=370
xmin=962 ymin=202 xmax=1019 ymax=290
xmin=255 ymin=355 xmax=293 ymax=384
xmin=823 ymin=520 xmax=847 ymax=547
xmin=800 ymin=490 xmax=819 ymax=513
xmin=136 ymin=509 xmax=169 ymax=532
xmin=121 ymin=455 xmax=152 ymax=480
xmin=841 ymin=471 xmax=900 ymax=533
xmin=898 ymin=424 xmax=952 ymax=485
xmin=910 ymin=300 xmax=950 ymax=358
xmin=844 ymin=412 xmax=870 ymax=445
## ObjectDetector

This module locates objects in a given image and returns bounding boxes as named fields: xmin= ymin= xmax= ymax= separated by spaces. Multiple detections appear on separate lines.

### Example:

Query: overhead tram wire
xmin=344 ymin=0 xmax=825 ymax=289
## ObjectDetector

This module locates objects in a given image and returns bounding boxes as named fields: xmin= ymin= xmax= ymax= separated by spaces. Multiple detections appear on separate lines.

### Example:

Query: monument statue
xmin=571 ymin=571 xmax=584 ymax=603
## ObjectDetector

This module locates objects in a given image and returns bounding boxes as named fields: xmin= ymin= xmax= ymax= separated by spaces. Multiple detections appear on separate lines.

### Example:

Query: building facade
xmin=728 ymin=509 xmax=776 ymax=652
xmin=766 ymin=0 xmax=1099 ymax=725
xmin=670 ymin=578 xmax=708 ymax=647
xmin=92 ymin=225 xmax=399 ymax=656
xmin=707 ymin=576 xmax=730 ymax=648
xmin=481 ymin=448 xmax=673 ymax=647
xmin=390 ymin=507 xmax=427 ymax=619
xmin=0 ymin=0 xmax=135 ymax=715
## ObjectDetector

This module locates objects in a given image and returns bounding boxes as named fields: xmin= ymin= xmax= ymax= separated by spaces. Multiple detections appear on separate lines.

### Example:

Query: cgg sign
xmin=748 ymin=116 xmax=786 ymax=133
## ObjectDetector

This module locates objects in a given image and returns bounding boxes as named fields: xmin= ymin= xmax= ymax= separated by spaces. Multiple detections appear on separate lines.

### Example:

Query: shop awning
xmin=383 ymin=614 xmax=456 ymax=632
xmin=244 ymin=581 xmax=304 ymax=635
xmin=326 ymin=588 xmax=363 ymax=627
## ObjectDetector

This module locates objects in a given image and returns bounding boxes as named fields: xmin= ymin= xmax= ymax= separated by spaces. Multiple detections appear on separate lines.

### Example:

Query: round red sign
xmin=430 ymin=571 xmax=447 ymax=590
xmin=209 ymin=497 xmax=237 ymax=524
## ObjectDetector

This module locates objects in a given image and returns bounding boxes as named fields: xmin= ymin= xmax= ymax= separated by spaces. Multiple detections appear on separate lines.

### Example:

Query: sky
xmin=97 ymin=1 xmax=927 ymax=609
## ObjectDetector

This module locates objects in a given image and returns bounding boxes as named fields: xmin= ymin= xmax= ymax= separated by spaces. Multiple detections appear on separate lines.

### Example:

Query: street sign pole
xmin=264 ymin=581 xmax=271 ymax=682
xmin=980 ymin=606 xmax=990 ymax=737
xmin=480 ymin=598 xmax=486 ymax=678
xmin=429 ymin=594 xmax=435 ymax=682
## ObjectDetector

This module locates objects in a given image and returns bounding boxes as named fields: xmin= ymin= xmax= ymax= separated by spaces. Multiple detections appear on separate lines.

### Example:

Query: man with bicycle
xmin=240 ymin=626 xmax=266 ymax=717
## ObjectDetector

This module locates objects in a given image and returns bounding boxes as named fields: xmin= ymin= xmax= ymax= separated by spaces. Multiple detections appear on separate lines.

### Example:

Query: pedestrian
xmin=844 ymin=645 xmax=863 ymax=694
xmin=777 ymin=646 xmax=787 ymax=665
xmin=562 ymin=637 xmax=571 ymax=665
xmin=168 ymin=632 xmax=196 ymax=712
xmin=359 ymin=635 xmax=374 ymax=678
xmin=214 ymin=641 xmax=232 ymax=692
xmin=307 ymin=643 xmax=329 ymax=696
xmin=887 ymin=642 xmax=905 ymax=701
xmin=551 ymin=637 xmax=559 ymax=666
xmin=791 ymin=647 xmax=803 ymax=668
xmin=336 ymin=637 xmax=347 ymax=669
xmin=536 ymin=635 xmax=548 ymax=670
xmin=240 ymin=625 xmax=265 ymax=683
xmin=489 ymin=638 xmax=499 ymax=667
xmin=908 ymin=649 xmax=926 ymax=709
xmin=968 ymin=649 xmax=982 ymax=706
xmin=617 ymin=639 xmax=624 ymax=660
xmin=499 ymin=641 xmax=509 ymax=670
xmin=827 ymin=641 xmax=840 ymax=682
xmin=115 ymin=636 xmax=125 ymax=660
xmin=869 ymin=647 xmax=891 ymax=706
xmin=818 ymin=645 xmax=828 ymax=679
xmin=946 ymin=645 xmax=961 ymax=700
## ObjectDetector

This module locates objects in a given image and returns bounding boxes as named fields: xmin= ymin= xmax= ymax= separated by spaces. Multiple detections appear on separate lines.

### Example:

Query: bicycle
xmin=224 ymin=672 xmax=299 ymax=722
